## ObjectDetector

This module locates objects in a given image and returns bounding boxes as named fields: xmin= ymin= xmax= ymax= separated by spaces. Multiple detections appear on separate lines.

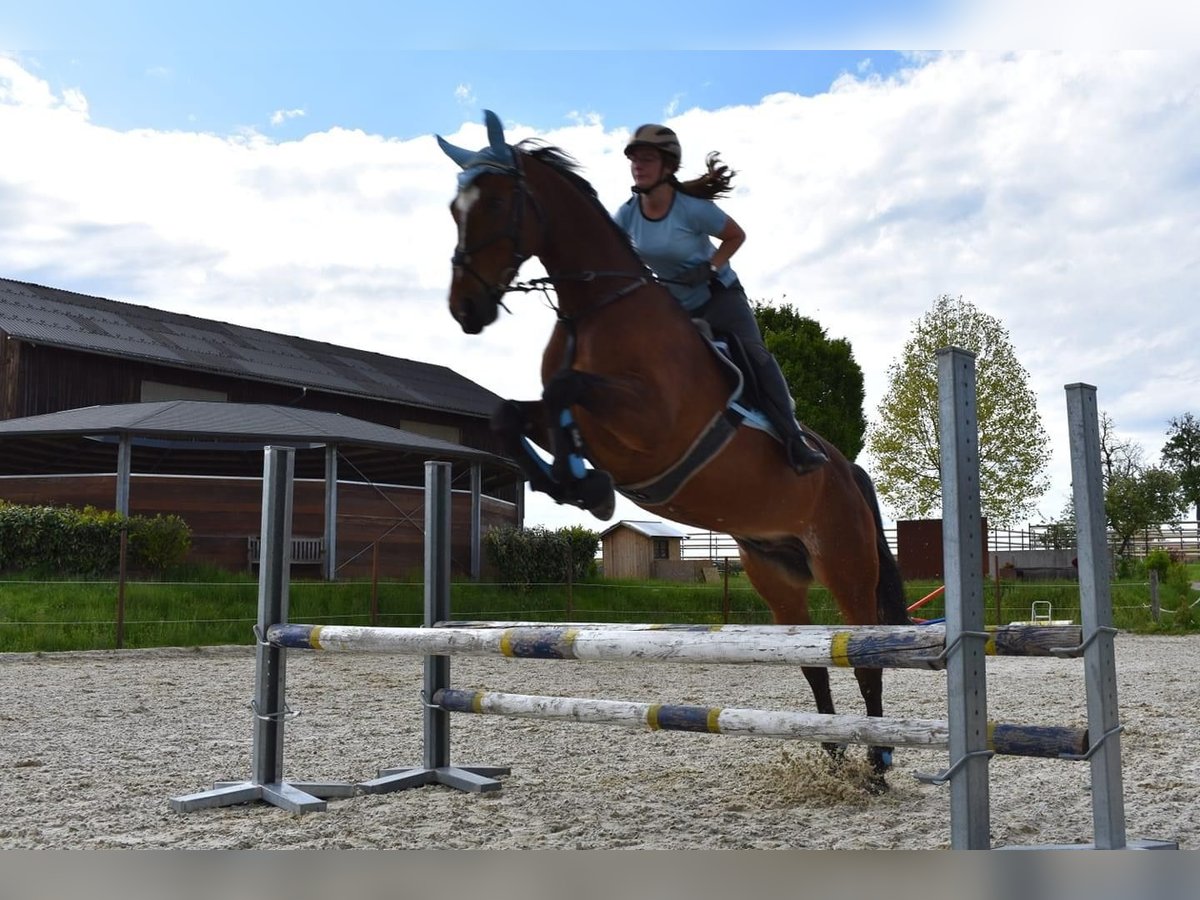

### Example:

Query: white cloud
xmin=1 ymin=51 xmax=1198 ymax=534
xmin=454 ymin=83 xmax=476 ymax=105
xmin=269 ymin=107 xmax=306 ymax=126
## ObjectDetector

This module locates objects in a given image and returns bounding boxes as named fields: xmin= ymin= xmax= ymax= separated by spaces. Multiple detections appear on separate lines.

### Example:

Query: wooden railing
xmin=247 ymin=535 xmax=326 ymax=567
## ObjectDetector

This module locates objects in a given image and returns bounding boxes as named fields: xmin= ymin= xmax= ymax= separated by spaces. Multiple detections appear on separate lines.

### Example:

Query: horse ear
xmin=483 ymin=109 xmax=509 ymax=159
xmin=436 ymin=134 xmax=476 ymax=170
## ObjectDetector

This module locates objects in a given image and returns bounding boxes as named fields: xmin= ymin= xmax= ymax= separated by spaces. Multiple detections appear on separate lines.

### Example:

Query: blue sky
xmin=2 ymin=5 xmax=1199 ymax=533
xmin=2 ymin=0 xmax=926 ymax=138
xmin=8 ymin=48 xmax=912 ymax=139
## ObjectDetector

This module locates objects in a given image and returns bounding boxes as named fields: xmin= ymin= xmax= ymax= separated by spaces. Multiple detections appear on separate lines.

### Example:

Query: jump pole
xmin=359 ymin=460 xmax=509 ymax=794
xmin=269 ymin=622 xmax=1084 ymax=668
xmin=169 ymin=446 xmax=355 ymax=813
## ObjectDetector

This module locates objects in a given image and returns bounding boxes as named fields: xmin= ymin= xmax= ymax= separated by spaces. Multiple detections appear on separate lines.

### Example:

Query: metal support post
xmin=362 ymin=460 xmax=509 ymax=794
xmin=470 ymin=462 xmax=483 ymax=581
xmin=169 ymin=446 xmax=355 ymax=813
xmin=1066 ymin=383 xmax=1126 ymax=848
xmin=324 ymin=443 xmax=338 ymax=582
xmin=936 ymin=348 xmax=992 ymax=849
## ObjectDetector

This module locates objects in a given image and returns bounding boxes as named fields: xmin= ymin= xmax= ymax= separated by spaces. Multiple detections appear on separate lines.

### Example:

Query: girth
xmin=614 ymin=324 xmax=759 ymax=507
xmin=616 ymin=405 xmax=745 ymax=506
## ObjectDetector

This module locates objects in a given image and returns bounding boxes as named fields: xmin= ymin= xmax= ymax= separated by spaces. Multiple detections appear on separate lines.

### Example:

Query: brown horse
xmin=437 ymin=111 xmax=910 ymax=787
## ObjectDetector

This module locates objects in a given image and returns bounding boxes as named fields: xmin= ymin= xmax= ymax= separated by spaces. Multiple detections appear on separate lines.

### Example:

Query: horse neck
xmin=524 ymin=163 xmax=645 ymax=307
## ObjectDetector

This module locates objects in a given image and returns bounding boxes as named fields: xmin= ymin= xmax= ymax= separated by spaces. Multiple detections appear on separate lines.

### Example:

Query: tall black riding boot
xmin=753 ymin=354 xmax=829 ymax=475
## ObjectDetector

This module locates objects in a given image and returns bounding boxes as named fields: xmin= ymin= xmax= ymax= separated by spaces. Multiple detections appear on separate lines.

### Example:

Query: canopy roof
xmin=0 ymin=401 xmax=519 ymax=489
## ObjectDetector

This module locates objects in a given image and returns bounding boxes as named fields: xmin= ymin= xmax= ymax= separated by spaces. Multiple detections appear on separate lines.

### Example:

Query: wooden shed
xmin=599 ymin=520 xmax=695 ymax=582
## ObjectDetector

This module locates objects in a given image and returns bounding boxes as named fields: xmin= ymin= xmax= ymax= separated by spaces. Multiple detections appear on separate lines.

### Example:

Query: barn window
xmin=140 ymin=381 xmax=227 ymax=402
xmin=653 ymin=538 xmax=669 ymax=560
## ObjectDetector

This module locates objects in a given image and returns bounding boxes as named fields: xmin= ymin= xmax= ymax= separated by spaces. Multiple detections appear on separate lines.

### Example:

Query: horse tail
xmin=850 ymin=463 xmax=910 ymax=626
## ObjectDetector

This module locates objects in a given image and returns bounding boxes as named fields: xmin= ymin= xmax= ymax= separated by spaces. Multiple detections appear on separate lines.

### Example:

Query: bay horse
xmin=438 ymin=111 xmax=910 ymax=788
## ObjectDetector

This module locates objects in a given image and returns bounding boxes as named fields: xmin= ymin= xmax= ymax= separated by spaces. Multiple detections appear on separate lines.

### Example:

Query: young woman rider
xmin=612 ymin=123 xmax=828 ymax=474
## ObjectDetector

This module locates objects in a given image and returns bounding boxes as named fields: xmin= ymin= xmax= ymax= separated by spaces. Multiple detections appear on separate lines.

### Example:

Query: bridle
xmin=450 ymin=156 xmax=544 ymax=315
xmin=452 ymin=152 xmax=663 ymax=328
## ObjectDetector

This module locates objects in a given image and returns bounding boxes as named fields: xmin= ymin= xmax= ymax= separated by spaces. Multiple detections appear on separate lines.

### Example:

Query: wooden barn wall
xmin=601 ymin=529 xmax=653 ymax=581
xmin=0 ymin=331 xmax=18 ymax=420
xmin=0 ymin=474 xmax=516 ymax=578
xmin=3 ymin=342 xmax=503 ymax=455
xmin=896 ymin=517 xmax=990 ymax=580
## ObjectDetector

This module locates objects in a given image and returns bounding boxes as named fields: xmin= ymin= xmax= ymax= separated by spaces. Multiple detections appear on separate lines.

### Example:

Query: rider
xmin=613 ymin=123 xmax=829 ymax=474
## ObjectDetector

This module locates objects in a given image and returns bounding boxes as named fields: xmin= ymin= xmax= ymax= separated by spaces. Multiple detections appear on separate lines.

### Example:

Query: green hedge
xmin=484 ymin=524 xmax=599 ymax=591
xmin=0 ymin=502 xmax=191 ymax=575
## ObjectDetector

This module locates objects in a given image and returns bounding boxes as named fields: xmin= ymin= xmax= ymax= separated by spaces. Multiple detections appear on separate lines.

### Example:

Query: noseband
xmin=451 ymin=159 xmax=544 ymax=311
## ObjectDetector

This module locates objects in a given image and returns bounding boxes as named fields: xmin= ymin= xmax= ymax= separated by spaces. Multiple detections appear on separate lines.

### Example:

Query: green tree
xmin=866 ymin=294 xmax=1050 ymax=525
xmin=1106 ymin=467 xmax=1183 ymax=558
xmin=753 ymin=301 xmax=867 ymax=459
xmin=1099 ymin=411 xmax=1143 ymax=482
xmin=1161 ymin=413 xmax=1200 ymax=521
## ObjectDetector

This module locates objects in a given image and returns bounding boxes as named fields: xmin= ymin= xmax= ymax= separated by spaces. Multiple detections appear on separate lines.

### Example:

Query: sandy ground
xmin=0 ymin=632 xmax=1194 ymax=850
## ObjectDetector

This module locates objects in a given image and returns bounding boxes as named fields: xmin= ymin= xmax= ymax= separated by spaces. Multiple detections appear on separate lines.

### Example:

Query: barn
xmin=0 ymin=277 xmax=523 ymax=578
xmin=599 ymin=520 xmax=696 ymax=581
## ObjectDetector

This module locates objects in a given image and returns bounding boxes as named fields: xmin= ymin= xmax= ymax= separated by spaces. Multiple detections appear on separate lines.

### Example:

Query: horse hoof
xmin=821 ymin=742 xmax=848 ymax=768
xmin=577 ymin=471 xmax=615 ymax=520
xmin=865 ymin=774 xmax=890 ymax=795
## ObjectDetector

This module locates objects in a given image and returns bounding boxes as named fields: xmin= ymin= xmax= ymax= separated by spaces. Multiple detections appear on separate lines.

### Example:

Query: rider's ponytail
xmin=675 ymin=152 xmax=735 ymax=200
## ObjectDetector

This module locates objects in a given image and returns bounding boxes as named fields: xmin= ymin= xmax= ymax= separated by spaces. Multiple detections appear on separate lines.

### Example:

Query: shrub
xmin=1172 ymin=595 xmax=1197 ymax=630
xmin=128 ymin=513 xmax=192 ymax=573
xmin=1144 ymin=549 xmax=1172 ymax=581
xmin=484 ymin=524 xmax=599 ymax=591
xmin=0 ymin=502 xmax=191 ymax=575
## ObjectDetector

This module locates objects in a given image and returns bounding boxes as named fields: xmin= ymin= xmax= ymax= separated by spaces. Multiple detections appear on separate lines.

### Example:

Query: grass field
xmin=1 ymin=562 xmax=1195 ymax=653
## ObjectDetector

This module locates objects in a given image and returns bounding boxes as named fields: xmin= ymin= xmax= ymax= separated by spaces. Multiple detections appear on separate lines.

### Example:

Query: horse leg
xmin=542 ymin=369 xmax=616 ymax=518
xmin=492 ymin=397 xmax=614 ymax=519
xmin=809 ymin=540 xmax=896 ymax=792
xmin=736 ymin=543 xmax=849 ymax=764
xmin=854 ymin=666 xmax=892 ymax=790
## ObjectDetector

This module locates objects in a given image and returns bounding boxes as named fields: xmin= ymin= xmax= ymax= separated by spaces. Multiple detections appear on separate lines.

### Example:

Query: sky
xmin=2 ymin=3 xmax=1199 ymax=535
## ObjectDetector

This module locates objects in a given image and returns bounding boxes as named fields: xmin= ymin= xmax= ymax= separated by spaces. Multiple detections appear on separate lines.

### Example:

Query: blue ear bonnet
xmin=436 ymin=109 xmax=517 ymax=188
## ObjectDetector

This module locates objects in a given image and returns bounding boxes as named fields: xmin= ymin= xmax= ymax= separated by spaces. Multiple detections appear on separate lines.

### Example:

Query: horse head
xmin=437 ymin=110 xmax=541 ymax=334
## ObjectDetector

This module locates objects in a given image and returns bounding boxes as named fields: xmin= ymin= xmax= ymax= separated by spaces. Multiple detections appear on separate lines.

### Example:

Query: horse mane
xmin=513 ymin=139 xmax=645 ymax=262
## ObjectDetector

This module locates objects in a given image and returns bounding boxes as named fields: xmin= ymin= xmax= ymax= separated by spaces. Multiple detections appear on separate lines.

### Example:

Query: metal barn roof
xmin=0 ymin=401 xmax=518 ymax=489
xmin=599 ymin=520 xmax=689 ymax=540
xmin=0 ymin=277 xmax=500 ymax=418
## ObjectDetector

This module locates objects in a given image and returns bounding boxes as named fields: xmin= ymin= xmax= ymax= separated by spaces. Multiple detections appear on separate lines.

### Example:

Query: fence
xmin=675 ymin=521 xmax=1200 ymax=562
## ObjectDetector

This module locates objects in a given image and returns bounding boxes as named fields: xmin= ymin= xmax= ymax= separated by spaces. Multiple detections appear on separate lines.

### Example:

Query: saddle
xmin=689 ymin=319 xmax=774 ymax=434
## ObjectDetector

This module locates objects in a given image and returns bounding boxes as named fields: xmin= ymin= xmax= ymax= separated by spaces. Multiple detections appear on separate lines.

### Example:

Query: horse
xmin=437 ymin=111 xmax=910 ymax=789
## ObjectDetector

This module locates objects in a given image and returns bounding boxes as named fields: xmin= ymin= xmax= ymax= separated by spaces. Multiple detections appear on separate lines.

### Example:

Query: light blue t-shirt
xmin=613 ymin=192 xmax=738 ymax=311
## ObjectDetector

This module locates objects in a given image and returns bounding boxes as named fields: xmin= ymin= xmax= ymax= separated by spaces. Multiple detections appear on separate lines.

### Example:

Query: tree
xmin=753 ymin=301 xmax=867 ymax=459
xmin=1161 ymin=413 xmax=1200 ymax=521
xmin=1106 ymin=467 xmax=1183 ymax=558
xmin=1049 ymin=411 xmax=1185 ymax=561
xmin=1099 ymin=411 xmax=1143 ymax=483
xmin=866 ymin=294 xmax=1050 ymax=525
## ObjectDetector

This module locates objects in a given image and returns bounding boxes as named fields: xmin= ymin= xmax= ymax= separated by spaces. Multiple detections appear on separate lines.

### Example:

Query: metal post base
xmin=360 ymin=765 xmax=510 ymax=795
xmin=169 ymin=779 xmax=357 ymax=814
xmin=999 ymin=839 xmax=1178 ymax=851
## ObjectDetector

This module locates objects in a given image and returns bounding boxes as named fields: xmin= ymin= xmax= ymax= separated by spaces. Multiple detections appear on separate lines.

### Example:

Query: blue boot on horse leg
xmin=490 ymin=398 xmax=615 ymax=519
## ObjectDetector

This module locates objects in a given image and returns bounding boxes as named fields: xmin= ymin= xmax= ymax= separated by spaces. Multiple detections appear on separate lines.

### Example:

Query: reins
xmin=504 ymin=271 xmax=651 ymax=325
